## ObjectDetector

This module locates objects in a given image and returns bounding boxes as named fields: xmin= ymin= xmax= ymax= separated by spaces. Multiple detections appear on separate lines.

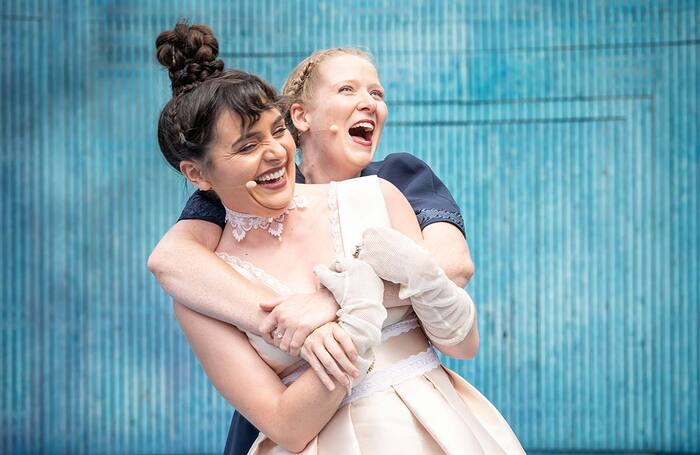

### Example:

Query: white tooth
xmin=258 ymin=168 xmax=285 ymax=182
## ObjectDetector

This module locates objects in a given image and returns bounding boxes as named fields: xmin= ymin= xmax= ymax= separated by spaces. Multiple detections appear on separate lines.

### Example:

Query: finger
xmin=312 ymin=343 xmax=349 ymax=388
xmin=262 ymin=330 xmax=275 ymax=345
xmin=289 ymin=329 xmax=309 ymax=358
xmin=313 ymin=264 xmax=340 ymax=285
xmin=259 ymin=297 xmax=285 ymax=312
xmin=324 ymin=333 xmax=359 ymax=378
xmin=302 ymin=346 xmax=335 ymax=391
xmin=258 ymin=312 xmax=279 ymax=334
xmin=332 ymin=257 xmax=356 ymax=272
xmin=332 ymin=324 xmax=359 ymax=364
xmin=279 ymin=328 xmax=295 ymax=352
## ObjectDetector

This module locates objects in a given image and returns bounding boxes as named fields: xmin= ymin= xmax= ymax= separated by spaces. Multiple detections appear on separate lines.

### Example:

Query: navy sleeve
xmin=371 ymin=153 xmax=466 ymax=236
xmin=178 ymin=190 xmax=226 ymax=229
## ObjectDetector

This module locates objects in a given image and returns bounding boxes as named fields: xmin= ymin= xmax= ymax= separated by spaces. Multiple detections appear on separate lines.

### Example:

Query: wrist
xmin=315 ymin=288 xmax=340 ymax=321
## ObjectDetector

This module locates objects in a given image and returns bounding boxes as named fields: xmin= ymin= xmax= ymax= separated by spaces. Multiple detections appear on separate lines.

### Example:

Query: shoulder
xmin=376 ymin=176 xmax=404 ymax=204
xmin=179 ymin=190 xmax=226 ymax=228
xmin=371 ymin=152 xmax=432 ymax=177
xmin=376 ymin=177 xmax=415 ymax=224
xmin=371 ymin=153 xmax=441 ymax=194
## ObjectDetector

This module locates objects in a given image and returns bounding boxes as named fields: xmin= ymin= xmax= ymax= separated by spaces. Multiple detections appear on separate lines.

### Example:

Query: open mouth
xmin=348 ymin=120 xmax=375 ymax=146
xmin=254 ymin=166 xmax=287 ymax=186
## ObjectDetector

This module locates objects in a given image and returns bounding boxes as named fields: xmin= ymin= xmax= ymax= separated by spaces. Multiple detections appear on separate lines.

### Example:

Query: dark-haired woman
xmin=150 ymin=22 xmax=524 ymax=454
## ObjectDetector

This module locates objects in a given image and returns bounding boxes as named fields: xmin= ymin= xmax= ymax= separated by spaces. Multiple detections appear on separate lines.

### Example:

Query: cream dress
xmin=217 ymin=176 xmax=525 ymax=454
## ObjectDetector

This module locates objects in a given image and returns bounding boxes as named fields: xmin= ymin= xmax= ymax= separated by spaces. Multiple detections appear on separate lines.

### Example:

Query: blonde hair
xmin=281 ymin=48 xmax=374 ymax=143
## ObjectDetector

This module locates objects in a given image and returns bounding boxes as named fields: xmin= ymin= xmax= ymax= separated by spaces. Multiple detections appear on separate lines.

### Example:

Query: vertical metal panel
xmin=1 ymin=0 xmax=697 ymax=453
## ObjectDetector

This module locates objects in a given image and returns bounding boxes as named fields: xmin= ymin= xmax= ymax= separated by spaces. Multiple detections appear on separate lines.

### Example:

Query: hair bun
xmin=156 ymin=21 xmax=225 ymax=95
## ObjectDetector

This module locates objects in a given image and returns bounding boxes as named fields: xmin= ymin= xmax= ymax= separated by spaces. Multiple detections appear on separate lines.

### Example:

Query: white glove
xmin=313 ymin=258 xmax=387 ymax=375
xmin=358 ymin=226 xmax=475 ymax=346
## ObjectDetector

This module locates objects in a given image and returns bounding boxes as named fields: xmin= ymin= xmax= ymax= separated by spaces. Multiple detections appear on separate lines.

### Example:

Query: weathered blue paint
xmin=1 ymin=0 xmax=698 ymax=453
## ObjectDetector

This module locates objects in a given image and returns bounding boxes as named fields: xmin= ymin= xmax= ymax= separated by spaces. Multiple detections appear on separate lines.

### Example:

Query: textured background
xmin=1 ymin=0 xmax=698 ymax=453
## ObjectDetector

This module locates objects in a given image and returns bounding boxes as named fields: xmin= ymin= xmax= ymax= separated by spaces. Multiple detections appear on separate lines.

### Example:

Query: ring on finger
xmin=271 ymin=328 xmax=284 ymax=339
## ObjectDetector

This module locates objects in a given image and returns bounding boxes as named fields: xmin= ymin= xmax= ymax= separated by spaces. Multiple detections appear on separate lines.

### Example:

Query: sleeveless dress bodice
xmin=216 ymin=176 xmax=525 ymax=454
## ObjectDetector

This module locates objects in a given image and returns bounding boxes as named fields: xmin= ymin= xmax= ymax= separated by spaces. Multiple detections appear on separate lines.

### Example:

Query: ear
xmin=179 ymin=160 xmax=213 ymax=191
xmin=289 ymin=102 xmax=310 ymax=134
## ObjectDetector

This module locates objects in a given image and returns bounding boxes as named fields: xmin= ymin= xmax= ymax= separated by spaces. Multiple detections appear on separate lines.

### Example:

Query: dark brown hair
xmin=155 ymin=21 xmax=279 ymax=171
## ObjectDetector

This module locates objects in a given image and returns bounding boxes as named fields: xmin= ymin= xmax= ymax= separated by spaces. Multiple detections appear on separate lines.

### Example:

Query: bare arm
xmin=147 ymin=220 xmax=338 ymax=336
xmin=378 ymin=179 xmax=480 ymax=359
xmin=422 ymin=223 xmax=474 ymax=288
xmin=174 ymin=303 xmax=348 ymax=452
xmin=147 ymin=220 xmax=274 ymax=334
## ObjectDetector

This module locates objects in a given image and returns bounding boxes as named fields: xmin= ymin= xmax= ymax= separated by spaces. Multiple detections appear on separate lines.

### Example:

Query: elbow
xmin=267 ymin=429 xmax=312 ymax=453
xmin=448 ymin=255 xmax=474 ymax=289
xmin=463 ymin=258 xmax=475 ymax=284
xmin=146 ymin=250 xmax=161 ymax=276
xmin=435 ymin=324 xmax=480 ymax=360
xmin=284 ymin=440 xmax=310 ymax=454
xmin=147 ymin=246 xmax=169 ymax=277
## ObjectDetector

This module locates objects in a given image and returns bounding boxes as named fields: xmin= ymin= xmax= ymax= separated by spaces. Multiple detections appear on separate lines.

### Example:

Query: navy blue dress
xmin=178 ymin=153 xmax=465 ymax=455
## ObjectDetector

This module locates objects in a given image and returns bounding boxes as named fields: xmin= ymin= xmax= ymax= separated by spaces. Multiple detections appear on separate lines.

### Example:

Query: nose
xmin=357 ymin=91 xmax=377 ymax=113
xmin=262 ymin=138 xmax=287 ymax=162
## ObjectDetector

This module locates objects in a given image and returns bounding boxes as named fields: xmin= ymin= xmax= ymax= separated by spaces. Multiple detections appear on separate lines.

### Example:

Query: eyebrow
xmin=232 ymin=114 xmax=284 ymax=146
xmin=334 ymin=79 xmax=384 ymax=89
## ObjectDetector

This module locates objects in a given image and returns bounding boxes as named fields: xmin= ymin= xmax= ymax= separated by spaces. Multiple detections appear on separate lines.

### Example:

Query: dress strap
xmin=334 ymin=175 xmax=391 ymax=258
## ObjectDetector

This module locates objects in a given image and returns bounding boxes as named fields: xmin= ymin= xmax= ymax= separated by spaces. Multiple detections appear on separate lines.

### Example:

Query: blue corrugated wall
xmin=1 ymin=1 xmax=698 ymax=453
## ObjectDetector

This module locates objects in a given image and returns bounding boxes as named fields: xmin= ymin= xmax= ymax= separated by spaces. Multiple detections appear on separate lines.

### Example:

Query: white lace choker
xmin=224 ymin=195 xmax=308 ymax=242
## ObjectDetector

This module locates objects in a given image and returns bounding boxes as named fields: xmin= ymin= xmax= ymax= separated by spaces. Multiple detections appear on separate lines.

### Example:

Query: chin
xmin=348 ymin=147 xmax=375 ymax=167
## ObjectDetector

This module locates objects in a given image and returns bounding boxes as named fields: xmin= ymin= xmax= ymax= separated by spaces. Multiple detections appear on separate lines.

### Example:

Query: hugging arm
xmin=148 ymin=217 xmax=339 ymax=335
xmin=147 ymin=218 xmax=353 ymax=380
xmin=148 ymin=220 xmax=273 ymax=334
xmin=371 ymin=179 xmax=480 ymax=359
xmin=173 ymin=303 xmax=349 ymax=453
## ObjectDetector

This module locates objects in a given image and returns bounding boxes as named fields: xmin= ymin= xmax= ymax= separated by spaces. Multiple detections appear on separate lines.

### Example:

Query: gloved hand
xmin=313 ymin=258 xmax=387 ymax=376
xmin=358 ymin=226 xmax=475 ymax=346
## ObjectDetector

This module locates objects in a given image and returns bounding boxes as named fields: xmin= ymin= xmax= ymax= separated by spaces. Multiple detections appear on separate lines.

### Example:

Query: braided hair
xmin=156 ymin=21 xmax=279 ymax=172
xmin=281 ymin=48 xmax=374 ymax=144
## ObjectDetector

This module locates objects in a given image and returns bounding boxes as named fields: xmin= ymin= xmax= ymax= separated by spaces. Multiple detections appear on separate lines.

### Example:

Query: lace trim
xmin=381 ymin=317 xmax=419 ymax=342
xmin=224 ymin=195 xmax=308 ymax=242
xmin=216 ymin=252 xmax=292 ymax=296
xmin=415 ymin=208 xmax=465 ymax=233
xmin=341 ymin=348 xmax=440 ymax=405
xmin=327 ymin=182 xmax=344 ymax=258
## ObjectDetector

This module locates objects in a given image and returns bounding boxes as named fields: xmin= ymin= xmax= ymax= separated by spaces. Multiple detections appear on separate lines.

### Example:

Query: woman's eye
xmin=339 ymin=86 xmax=353 ymax=93
xmin=371 ymin=90 xmax=385 ymax=99
xmin=273 ymin=126 xmax=287 ymax=136
xmin=238 ymin=143 xmax=256 ymax=154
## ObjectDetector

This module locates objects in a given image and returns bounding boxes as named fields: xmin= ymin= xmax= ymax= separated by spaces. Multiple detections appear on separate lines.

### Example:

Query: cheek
xmin=374 ymin=104 xmax=389 ymax=130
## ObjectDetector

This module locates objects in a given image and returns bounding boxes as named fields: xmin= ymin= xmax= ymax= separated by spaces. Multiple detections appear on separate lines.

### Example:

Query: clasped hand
xmin=258 ymin=258 xmax=385 ymax=391
xmin=257 ymin=281 xmax=361 ymax=391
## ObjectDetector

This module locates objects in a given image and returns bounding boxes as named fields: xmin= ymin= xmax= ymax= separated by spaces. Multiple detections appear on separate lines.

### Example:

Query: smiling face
xmin=191 ymin=108 xmax=297 ymax=217
xmin=296 ymin=53 xmax=388 ymax=180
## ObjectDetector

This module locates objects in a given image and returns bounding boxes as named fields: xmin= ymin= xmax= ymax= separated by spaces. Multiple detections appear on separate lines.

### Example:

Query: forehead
xmin=316 ymin=54 xmax=379 ymax=84
xmin=214 ymin=108 xmax=283 ymax=142
xmin=214 ymin=110 xmax=244 ymax=142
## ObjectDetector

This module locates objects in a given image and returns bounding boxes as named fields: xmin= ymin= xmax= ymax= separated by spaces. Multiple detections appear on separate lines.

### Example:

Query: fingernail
xmin=352 ymin=370 xmax=360 ymax=378
xmin=328 ymin=383 xmax=335 ymax=391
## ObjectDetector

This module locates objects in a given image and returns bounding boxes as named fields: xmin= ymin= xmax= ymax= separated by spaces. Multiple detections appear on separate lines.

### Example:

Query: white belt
xmin=341 ymin=347 xmax=439 ymax=405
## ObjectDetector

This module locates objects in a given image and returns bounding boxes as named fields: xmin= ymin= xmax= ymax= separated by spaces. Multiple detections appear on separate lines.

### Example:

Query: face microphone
xmin=243 ymin=176 xmax=289 ymax=211
xmin=308 ymin=124 xmax=339 ymax=134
